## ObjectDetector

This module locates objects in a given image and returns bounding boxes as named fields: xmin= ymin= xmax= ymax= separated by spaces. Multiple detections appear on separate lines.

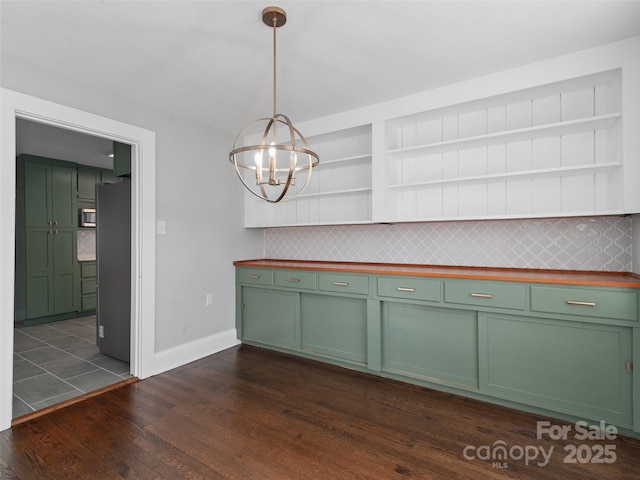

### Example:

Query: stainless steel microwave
xmin=79 ymin=208 xmax=96 ymax=227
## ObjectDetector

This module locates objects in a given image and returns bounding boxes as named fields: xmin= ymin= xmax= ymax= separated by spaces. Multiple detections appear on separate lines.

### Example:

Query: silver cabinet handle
xmin=397 ymin=287 xmax=415 ymax=292
xmin=471 ymin=293 xmax=493 ymax=299
xmin=248 ymin=275 xmax=260 ymax=279
xmin=566 ymin=300 xmax=596 ymax=307
xmin=287 ymin=278 xmax=301 ymax=283
xmin=334 ymin=282 xmax=349 ymax=287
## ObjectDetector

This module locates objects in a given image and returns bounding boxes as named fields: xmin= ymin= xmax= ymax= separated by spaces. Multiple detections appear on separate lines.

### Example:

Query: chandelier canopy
xmin=229 ymin=6 xmax=319 ymax=203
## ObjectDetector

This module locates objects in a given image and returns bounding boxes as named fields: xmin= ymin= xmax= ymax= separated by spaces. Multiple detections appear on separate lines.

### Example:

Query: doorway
xmin=0 ymin=88 xmax=157 ymax=431
xmin=12 ymin=120 xmax=132 ymax=418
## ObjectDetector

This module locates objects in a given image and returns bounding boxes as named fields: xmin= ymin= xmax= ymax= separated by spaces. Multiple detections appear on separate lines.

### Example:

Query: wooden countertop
xmin=234 ymin=259 xmax=640 ymax=288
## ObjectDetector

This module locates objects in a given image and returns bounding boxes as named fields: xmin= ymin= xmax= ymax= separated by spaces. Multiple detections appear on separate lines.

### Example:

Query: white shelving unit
xmin=383 ymin=69 xmax=624 ymax=222
xmin=241 ymin=39 xmax=640 ymax=227
xmin=244 ymin=124 xmax=372 ymax=227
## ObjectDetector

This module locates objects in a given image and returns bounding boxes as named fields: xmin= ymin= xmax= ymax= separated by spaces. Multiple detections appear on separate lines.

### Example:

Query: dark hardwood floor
xmin=1 ymin=344 xmax=639 ymax=479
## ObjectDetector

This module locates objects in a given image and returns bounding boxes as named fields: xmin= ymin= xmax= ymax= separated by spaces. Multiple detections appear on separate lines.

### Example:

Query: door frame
xmin=1 ymin=88 xmax=156 ymax=431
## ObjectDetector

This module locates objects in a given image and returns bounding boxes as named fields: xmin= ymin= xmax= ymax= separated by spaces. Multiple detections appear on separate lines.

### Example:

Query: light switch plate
xmin=157 ymin=220 xmax=166 ymax=235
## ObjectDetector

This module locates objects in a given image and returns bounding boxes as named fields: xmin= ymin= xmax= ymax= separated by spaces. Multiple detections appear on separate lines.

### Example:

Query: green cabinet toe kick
xmin=235 ymin=263 xmax=640 ymax=438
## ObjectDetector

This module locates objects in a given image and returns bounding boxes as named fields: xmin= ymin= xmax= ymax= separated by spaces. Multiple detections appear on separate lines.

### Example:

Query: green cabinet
xmin=113 ymin=141 xmax=131 ymax=177
xmin=480 ymin=314 xmax=633 ymax=426
xmin=24 ymin=227 xmax=79 ymax=319
xmin=78 ymin=167 xmax=118 ymax=201
xmin=77 ymin=167 xmax=101 ymax=201
xmin=300 ymin=294 xmax=367 ymax=364
xmin=242 ymin=287 xmax=298 ymax=350
xmin=382 ymin=302 xmax=479 ymax=388
xmin=80 ymin=261 xmax=97 ymax=312
xmin=24 ymin=159 xmax=77 ymax=228
xmin=16 ymin=156 xmax=80 ymax=323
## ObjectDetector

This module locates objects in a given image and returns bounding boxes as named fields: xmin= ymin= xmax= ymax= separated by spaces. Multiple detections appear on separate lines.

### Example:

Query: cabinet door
xmin=300 ymin=294 xmax=367 ymax=364
xmin=100 ymin=170 xmax=118 ymax=184
xmin=24 ymin=163 xmax=77 ymax=227
xmin=53 ymin=270 xmax=79 ymax=314
xmin=51 ymin=165 xmax=77 ymax=227
xmin=242 ymin=287 xmax=298 ymax=350
xmin=25 ymin=272 xmax=53 ymax=318
xmin=52 ymin=229 xmax=77 ymax=271
xmin=481 ymin=314 xmax=633 ymax=426
xmin=24 ymin=228 xmax=78 ymax=318
xmin=382 ymin=303 xmax=479 ymax=388
xmin=77 ymin=168 xmax=100 ymax=201
xmin=24 ymin=162 xmax=51 ymax=227
xmin=25 ymin=228 xmax=52 ymax=273
xmin=113 ymin=141 xmax=132 ymax=177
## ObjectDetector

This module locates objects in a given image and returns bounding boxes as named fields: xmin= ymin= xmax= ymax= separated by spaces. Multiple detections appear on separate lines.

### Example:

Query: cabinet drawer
xmin=377 ymin=276 xmax=441 ymax=302
xmin=531 ymin=286 xmax=638 ymax=321
xmin=81 ymin=262 xmax=96 ymax=278
xmin=237 ymin=268 xmax=274 ymax=286
xmin=445 ymin=280 xmax=526 ymax=311
xmin=81 ymin=294 xmax=96 ymax=311
xmin=318 ymin=273 xmax=369 ymax=295
xmin=275 ymin=270 xmax=317 ymax=290
xmin=81 ymin=279 xmax=96 ymax=295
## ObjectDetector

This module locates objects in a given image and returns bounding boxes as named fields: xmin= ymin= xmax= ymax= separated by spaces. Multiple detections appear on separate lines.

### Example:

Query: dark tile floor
xmin=13 ymin=315 xmax=130 ymax=419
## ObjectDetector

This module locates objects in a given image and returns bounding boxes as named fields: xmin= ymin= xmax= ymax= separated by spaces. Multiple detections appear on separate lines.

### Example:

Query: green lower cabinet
xmin=25 ymin=272 xmax=52 ymax=318
xmin=80 ymin=261 xmax=97 ymax=312
xmin=300 ymin=294 xmax=367 ymax=365
xmin=480 ymin=313 xmax=633 ymax=427
xmin=24 ymin=227 xmax=79 ymax=319
xmin=382 ymin=302 xmax=479 ymax=388
xmin=242 ymin=287 xmax=298 ymax=350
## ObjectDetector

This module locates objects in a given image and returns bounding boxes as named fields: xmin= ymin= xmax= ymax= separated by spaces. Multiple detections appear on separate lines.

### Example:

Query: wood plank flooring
xmin=1 ymin=344 xmax=639 ymax=479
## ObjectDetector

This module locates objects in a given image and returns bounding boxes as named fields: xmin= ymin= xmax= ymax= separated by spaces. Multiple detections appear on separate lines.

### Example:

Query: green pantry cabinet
xmin=16 ymin=157 xmax=80 ymax=320
xmin=16 ymin=155 xmax=121 ymax=324
xmin=235 ymin=262 xmax=640 ymax=437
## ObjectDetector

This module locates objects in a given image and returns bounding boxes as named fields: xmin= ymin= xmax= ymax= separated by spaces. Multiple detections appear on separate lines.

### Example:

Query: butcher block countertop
xmin=234 ymin=259 xmax=640 ymax=288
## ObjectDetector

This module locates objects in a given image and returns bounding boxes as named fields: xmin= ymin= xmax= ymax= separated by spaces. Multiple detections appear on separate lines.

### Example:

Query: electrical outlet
xmin=206 ymin=293 xmax=213 ymax=306
xmin=98 ymin=325 xmax=105 ymax=338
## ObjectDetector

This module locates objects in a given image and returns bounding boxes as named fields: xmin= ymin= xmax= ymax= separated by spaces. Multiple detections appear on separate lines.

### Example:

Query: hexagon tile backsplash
xmin=263 ymin=216 xmax=632 ymax=271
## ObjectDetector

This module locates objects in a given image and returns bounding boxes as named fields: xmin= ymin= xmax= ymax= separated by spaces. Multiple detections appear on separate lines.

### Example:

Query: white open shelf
xmin=385 ymin=113 xmax=620 ymax=157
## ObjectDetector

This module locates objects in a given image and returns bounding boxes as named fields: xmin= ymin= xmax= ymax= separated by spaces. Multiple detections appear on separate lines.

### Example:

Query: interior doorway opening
xmin=12 ymin=121 xmax=133 ymax=419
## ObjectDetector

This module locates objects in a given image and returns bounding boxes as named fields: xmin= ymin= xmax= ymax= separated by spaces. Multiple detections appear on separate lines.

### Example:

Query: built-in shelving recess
xmin=384 ymin=69 xmax=624 ymax=222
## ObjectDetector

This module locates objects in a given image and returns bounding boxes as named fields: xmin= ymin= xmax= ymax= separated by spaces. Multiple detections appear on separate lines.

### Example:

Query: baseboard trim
xmin=152 ymin=328 xmax=240 ymax=375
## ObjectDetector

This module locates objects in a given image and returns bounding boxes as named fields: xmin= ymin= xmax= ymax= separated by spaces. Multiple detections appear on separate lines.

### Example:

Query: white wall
xmin=1 ymin=55 xmax=263 ymax=358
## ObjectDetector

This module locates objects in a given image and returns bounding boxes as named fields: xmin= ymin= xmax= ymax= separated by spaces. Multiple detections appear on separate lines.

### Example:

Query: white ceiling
xmin=3 ymin=1 xmax=640 ymax=161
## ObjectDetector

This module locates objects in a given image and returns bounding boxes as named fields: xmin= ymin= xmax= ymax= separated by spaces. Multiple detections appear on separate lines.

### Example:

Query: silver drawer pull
xmin=471 ymin=293 xmax=493 ymax=299
xmin=334 ymin=282 xmax=349 ymax=287
xmin=248 ymin=275 xmax=260 ymax=279
xmin=287 ymin=278 xmax=301 ymax=283
xmin=567 ymin=300 xmax=596 ymax=307
xmin=397 ymin=287 xmax=415 ymax=292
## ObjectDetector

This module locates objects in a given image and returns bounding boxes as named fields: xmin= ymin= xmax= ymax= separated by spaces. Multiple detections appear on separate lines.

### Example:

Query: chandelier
xmin=229 ymin=6 xmax=319 ymax=203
